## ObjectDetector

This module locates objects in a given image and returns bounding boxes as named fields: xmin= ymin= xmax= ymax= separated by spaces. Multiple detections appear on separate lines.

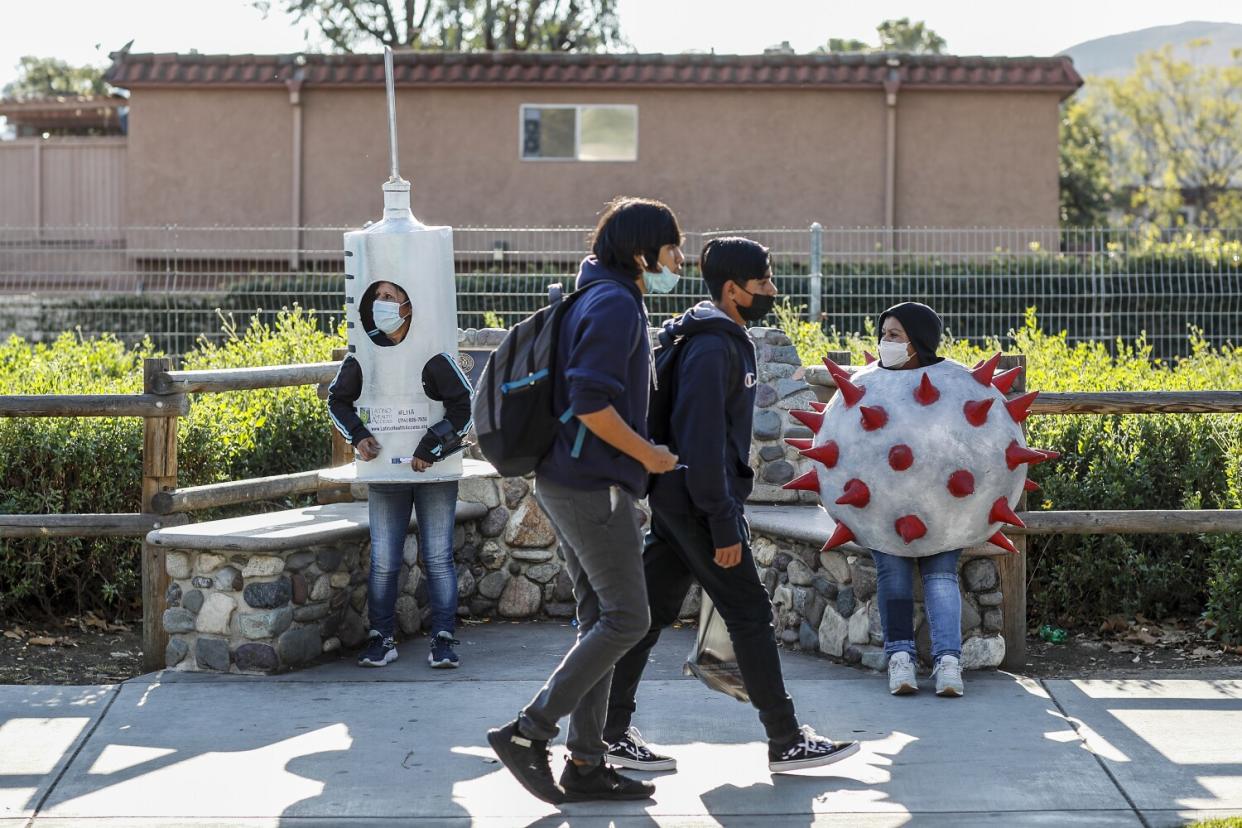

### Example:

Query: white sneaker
xmin=887 ymin=651 xmax=918 ymax=695
xmin=933 ymin=655 xmax=964 ymax=697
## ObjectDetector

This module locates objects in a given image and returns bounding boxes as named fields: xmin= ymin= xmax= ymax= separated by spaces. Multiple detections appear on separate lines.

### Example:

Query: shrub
xmin=774 ymin=302 xmax=1242 ymax=638
xmin=0 ymin=309 xmax=342 ymax=618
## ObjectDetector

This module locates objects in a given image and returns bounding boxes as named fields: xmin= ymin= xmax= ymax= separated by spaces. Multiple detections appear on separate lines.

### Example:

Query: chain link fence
xmin=0 ymin=225 xmax=1239 ymax=357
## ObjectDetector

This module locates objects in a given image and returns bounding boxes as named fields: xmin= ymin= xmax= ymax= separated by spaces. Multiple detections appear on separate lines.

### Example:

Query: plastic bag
xmin=683 ymin=591 xmax=750 ymax=703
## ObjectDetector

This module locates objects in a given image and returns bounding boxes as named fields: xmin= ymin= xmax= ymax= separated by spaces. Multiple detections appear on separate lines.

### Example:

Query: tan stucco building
xmin=105 ymin=51 xmax=1080 ymax=233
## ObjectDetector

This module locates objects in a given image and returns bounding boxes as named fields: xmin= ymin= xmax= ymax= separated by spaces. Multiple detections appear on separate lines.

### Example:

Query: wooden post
xmin=997 ymin=353 xmax=1028 ymax=671
xmin=141 ymin=358 xmax=178 ymax=673
xmin=319 ymin=347 xmax=354 ymax=504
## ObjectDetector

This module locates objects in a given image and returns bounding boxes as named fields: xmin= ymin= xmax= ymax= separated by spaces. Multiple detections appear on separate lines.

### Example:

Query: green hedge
xmin=777 ymin=304 xmax=1242 ymax=643
xmin=0 ymin=309 xmax=340 ymax=616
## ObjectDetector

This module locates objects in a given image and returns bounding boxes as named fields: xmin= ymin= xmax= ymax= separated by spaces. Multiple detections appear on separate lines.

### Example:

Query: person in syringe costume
xmin=326 ymin=279 xmax=472 ymax=669
xmin=325 ymin=46 xmax=473 ymax=670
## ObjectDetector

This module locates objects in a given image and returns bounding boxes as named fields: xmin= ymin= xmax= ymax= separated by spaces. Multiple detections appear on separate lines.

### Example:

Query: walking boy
xmin=602 ymin=237 xmax=861 ymax=773
xmin=486 ymin=197 xmax=682 ymax=804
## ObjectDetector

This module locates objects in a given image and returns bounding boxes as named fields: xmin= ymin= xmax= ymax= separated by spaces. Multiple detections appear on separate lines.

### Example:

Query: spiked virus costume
xmin=784 ymin=352 xmax=1056 ymax=556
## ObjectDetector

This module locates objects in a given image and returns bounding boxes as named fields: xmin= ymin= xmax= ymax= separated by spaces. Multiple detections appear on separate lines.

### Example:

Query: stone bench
xmin=745 ymin=504 xmax=1008 ymax=671
xmin=147 ymin=500 xmax=486 ymax=674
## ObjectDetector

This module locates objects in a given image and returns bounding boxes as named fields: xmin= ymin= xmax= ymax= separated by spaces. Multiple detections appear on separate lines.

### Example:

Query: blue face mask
xmin=372 ymin=300 xmax=409 ymax=334
xmin=642 ymin=264 xmax=680 ymax=294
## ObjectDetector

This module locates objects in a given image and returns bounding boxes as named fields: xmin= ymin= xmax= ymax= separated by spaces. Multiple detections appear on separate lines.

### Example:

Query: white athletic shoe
xmin=933 ymin=654 xmax=964 ymax=697
xmin=888 ymin=651 xmax=918 ymax=695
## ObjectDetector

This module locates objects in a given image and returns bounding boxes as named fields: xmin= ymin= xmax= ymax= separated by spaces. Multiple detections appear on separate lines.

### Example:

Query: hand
xmin=714 ymin=543 xmax=742 ymax=569
xmin=411 ymin=457 xmax=432 ymax=472
xmin=356 ymin=437 xmax=381 ymax=461
xmin=642 ymin=444 xmax=678 ymax=474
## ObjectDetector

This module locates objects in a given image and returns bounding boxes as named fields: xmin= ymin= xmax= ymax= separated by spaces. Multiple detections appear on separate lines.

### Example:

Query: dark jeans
xmin=604 ymin=506 xmax=799 ymax=744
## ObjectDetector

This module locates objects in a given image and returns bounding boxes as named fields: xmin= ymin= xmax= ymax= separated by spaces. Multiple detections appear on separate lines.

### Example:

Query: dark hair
xmin=590 ymin=196 xmax=682 ymax=278
xmin=699 ymin=237 xmax=771 ymax=301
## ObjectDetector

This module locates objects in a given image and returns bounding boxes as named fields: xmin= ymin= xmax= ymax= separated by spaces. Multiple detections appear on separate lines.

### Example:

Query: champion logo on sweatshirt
xmin=744 ymin=372 xmax=757 ymax=388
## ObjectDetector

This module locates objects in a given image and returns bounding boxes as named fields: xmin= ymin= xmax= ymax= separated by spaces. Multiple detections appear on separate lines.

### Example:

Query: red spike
xmin=822 ymin=358 xmax=866 ymax=407
xmin=888 ymin=444 xmax=914 ymax=471
xmin=963 ymin=398 xmax=994 ymax=427
xmin=1024 ymin=479 xmax=1041 ymax=493
xmin=782 ymin=469 xmax=820 ymax=493
xmin=836 ymin=379 xmax=865 ymax=408
xmin=987 ymin=531 xmax=1020 ymax=555
xmin=784 ymin=437 xmax=812 ymax=451
xmin=821 ymin=522 xmax=855 ymax=551
xmin=913 ymin=373 xmax=940 ymax=406
xmin=835 ymin=478 xmax=871 ymax=508
xmin=859 ymin=405 xmax=888 ymax=431
xmin=1005 ymin=391 xmax=1040 ymax=424
xmin=971 ymin=352 xmax=1003 ymax=386
xmin=800 ymin=440 xmax=839 ymax=468
xmin=989 ymin=497 xmax=1026 ymax=528
xmin=992 ymin=366 xmax=1023 ymax=394
xmin=789 ymin=409 xmax=824 ymax=432
xmin=895 ymin=515 xmax=927 ymax=544
xmin=864 ymin=351 xmax=877 ymax=365
xmin=947 ymin=470 xmax=975 ymax=497
xmin=809 ymin=400 xmax=828 ymax=413
xmin=1037 ymin=449 xmax=1061 ymax=462
xmin=1006 ymin=440 xmax=1052 ymax=470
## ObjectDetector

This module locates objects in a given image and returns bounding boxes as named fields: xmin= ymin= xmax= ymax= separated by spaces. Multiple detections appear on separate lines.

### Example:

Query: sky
xmin=3 ymin=0 xmax=1242 ymax=92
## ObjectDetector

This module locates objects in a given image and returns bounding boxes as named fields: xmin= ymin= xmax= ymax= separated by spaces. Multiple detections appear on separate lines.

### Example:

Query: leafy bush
xmin=0 ymin=308 xmax=342 ymax=618
xmin=775 ymin=303 xmax=1242 ymax=640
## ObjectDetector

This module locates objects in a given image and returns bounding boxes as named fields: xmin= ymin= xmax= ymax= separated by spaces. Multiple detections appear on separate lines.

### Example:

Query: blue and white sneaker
xmin=357 ymin=630 xmax=398 ymax=667
xmin=428 ymin=630 xmax=461 ymax=668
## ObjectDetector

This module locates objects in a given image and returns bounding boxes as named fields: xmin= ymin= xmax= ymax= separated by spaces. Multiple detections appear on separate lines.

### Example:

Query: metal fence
xmin=0 ymin=225 xmax=1239 ymax=357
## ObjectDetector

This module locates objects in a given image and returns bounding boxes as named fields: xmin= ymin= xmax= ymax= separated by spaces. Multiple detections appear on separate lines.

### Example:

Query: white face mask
xmin=372 ymin=300 xmax=409 ymax=335
xmin=642 ymin=263 xmax=680 ymax=294
xmin=879 ymin=339 xmax=912 ymax=368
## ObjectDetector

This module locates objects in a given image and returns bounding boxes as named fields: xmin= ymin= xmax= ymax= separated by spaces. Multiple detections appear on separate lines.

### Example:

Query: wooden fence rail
xmin=150 ymin=470 xmax=323 ymax=515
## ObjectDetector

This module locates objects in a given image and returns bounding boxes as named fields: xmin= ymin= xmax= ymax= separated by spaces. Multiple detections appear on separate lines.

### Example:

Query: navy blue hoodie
xmin=649 ymin=301 xmax=757 ymax=549
xmin=536 ymin=257 xmax=652 ymax=496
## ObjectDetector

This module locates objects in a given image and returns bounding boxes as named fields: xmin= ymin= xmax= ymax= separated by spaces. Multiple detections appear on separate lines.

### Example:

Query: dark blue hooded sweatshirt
xmin=648 ymin=301 xmax=757 ymax=549
xmin=536 ymin=256 xmax=652 ymax=496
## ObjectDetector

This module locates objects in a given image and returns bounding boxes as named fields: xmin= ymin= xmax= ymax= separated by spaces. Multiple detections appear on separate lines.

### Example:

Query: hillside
xmin=1060 ymin=20 xmax=1242 ymax=78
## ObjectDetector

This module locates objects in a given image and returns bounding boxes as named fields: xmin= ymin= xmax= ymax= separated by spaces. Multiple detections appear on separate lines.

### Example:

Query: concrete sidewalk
xmin=0 ymin=621 xmax=1239 ymax=827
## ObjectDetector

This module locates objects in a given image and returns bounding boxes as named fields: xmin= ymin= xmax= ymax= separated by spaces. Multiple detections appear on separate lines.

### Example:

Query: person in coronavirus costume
xmin=783 ymin=302 xmax=1056 ymax=698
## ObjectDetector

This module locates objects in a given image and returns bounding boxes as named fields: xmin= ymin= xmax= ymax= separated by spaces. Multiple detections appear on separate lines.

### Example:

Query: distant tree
xmin=875 ymin=17 xmax=946 ymax=54
xmin=817 ymin=18 xmax=946 ymax=55
xmin=1059 ymin=98 xmax=1115 ymax=226
xmin=1098 ymin=42 xmax=1242 ymax=228
xmin=257 ymin=0 xmax=626 ymax=53
xmin=822 ymin=37 xmax=870 ymax=53
xmin=2 ymin=56 xmax=107 ymax=99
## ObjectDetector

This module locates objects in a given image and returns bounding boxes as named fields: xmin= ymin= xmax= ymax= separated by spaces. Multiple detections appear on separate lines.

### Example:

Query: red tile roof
xmin=106 ymin=52 xmax=1082 ymax=97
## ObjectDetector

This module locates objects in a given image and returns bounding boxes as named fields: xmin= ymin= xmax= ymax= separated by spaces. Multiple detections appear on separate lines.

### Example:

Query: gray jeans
xmin=519 ymin=477 xmax=650 ymax=763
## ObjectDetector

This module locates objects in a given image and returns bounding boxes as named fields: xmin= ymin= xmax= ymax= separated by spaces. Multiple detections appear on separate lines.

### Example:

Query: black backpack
xmin=473 ymin=282 xmax=605 ymax=477
xmin=647 ymin=326 xmax=741 ymax=450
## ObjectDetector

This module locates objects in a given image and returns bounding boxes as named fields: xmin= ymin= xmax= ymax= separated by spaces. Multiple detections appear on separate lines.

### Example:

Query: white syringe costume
xmin=341 ymin=47 xmax=463 ymax=483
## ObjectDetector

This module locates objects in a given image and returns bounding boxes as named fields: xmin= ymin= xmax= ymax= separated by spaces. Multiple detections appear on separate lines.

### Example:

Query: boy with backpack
xmin=483 ymin=197 xmax=681 ymax=804
xmin=600 ymin=237 xmax=861 ymax=774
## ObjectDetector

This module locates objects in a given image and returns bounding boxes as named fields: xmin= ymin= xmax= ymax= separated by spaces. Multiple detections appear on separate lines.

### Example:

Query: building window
xmin=521 ymin=104 xmax=638 ymax=162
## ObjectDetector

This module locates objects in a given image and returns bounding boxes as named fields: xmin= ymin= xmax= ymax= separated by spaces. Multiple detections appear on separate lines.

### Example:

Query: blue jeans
xmin=367 ymin=480 xmax=459 ymax=639
xmin=871 ymin=548 xmax=962 ymax=662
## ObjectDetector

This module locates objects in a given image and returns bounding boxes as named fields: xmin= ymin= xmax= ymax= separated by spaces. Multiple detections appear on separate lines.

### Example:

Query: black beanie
xmin=878 ymin=302 xmax=943 ymax=366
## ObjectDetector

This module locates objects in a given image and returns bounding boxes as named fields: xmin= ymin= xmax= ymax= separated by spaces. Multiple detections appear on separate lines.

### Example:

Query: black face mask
xmin=736 ymin=286 xmax=776 ymax=322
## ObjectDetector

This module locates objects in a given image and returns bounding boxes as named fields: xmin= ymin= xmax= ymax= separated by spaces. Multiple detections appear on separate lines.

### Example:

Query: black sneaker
xmin=486 ymin=719 xmax=564 ymax=804
xmin=428 ymin=631 xmax=460 ymax=668
xmin=606 ymin=727 xmax=677 ymax=771
xmin=559 ymin=758 xmax=655 ymax=802
xmin=768 ymin=725 xmax=860 ymax=773
xmin=357 ymin=630 xmax=398 ymax=668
